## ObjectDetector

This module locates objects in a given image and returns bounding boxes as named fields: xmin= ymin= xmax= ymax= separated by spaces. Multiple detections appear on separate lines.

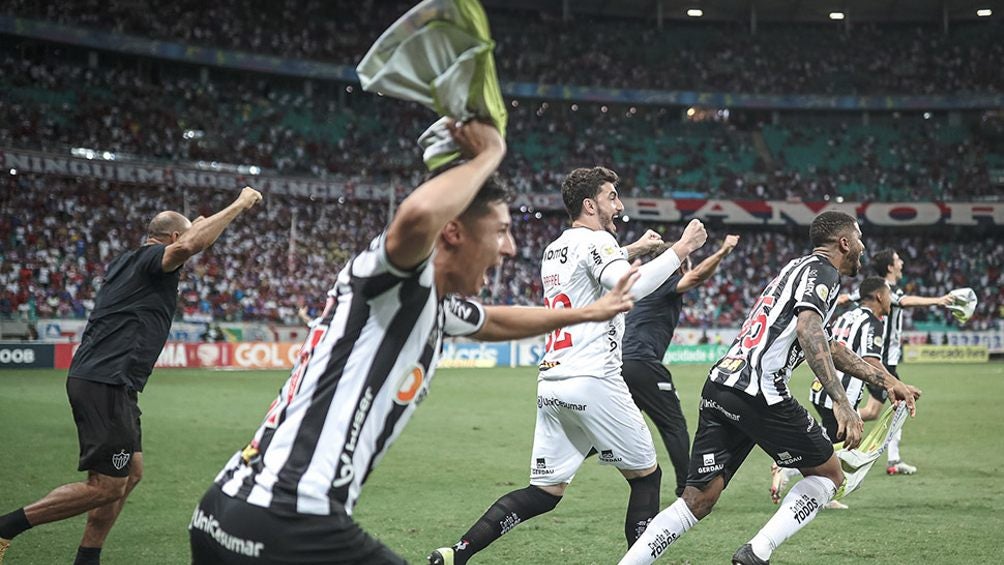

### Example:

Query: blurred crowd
xmin=3 ymin=176 xmax=1000 ymax=331
xmin=2 ymin=49 xmax=1000 ymax=202
xmin=2 ymin=0 xmax=1002 ymax=95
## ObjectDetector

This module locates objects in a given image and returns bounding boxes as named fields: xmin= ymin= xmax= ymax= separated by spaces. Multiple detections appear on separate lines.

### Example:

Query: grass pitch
xmin=2 ymin=362 xmax=1003 ymax=564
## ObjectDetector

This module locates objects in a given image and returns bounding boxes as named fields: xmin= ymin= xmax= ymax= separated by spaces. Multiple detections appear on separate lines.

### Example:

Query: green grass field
xmin=2 ymin=362 xmax=1004 ymax=564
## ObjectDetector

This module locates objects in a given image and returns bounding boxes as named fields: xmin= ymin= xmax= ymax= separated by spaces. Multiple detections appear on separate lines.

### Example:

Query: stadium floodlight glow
xmin=248 ymin=165 xmax=261 ymax=175
xmin=511 ymin=99 xmax=519 ymax=107
xmin=829 ymin=12 xmax=845 ymax=20
xmin=687 ymin=107 xmax=697 ymax=117
xmin=8 ymin=168 xmax=16 ymax=175
xmin=977 ymin=9 xmax=991 ymax=16
xmin=687 ymin=8 xmax=703 ymax=17
xmin=571 ymin=104 xmax=579 ymax=111
xmin=923 ymin=112 xmax=932 ymax=120
xmin=622 ymin=214 xmax=630 ymax=222
xmin=345 ymin=85 xmax=353 ymax=93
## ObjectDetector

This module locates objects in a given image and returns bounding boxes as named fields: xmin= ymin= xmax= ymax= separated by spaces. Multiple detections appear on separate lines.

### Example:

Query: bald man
xmin=0 ymin=187 xmax=261 ymax=565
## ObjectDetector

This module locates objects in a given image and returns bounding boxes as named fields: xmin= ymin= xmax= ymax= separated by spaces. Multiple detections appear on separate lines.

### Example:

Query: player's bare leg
xmin=0 ymin=472 xmax=128 ymax=563
xmin=739 ymin=455 xmax=842 ymax=564
xmin=76 ymin=453 xmax=144 ymax=564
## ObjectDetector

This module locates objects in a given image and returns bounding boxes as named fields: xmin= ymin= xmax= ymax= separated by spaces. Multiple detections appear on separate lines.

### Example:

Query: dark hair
xmin=561 ymin=166 xmax=618 ymax=221
xmin=458 ymin=173 xmax=514 ymax=222
xmin=858 ymin=277 xmax=889 ymax=302
xmin=870 ymin=248 xmax=897 ymax=277
xmin=809 ymin=211 xmax=857 ymax=247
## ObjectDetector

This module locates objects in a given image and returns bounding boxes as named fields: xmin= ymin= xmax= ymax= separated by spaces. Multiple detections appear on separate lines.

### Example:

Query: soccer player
xmin=850 ymin=249 xmax=952 ymax=475
xmin=622 ymin=234 xmax=740 ymax=498
xmin=772 ymin=276 xmax=908 ymax=509
xmin=619 ymin=211 xmax=918 ymax=565
xmin=429 ymin=167 xmax=708 ymax=565
xmin=0 ymin=187 xmax=263 ymax=565
xmin=187 ymin=123 xmax=643 ymax=565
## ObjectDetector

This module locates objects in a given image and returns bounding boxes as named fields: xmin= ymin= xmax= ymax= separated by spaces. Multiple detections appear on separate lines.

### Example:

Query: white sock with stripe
xmin=749 ymin=475 xmax=836 ymax=561
xmin=887 ymin=428 xmax=902 ymax=463
xmin=618 ymin=498 xmax=697 ymax=565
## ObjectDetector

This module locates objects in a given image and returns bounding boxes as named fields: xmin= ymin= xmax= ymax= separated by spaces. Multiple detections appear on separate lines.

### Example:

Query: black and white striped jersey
xmin=809 ymin=306 xmax=884 ymax=410
xmin=709 ymin=254 xmax=841 ymax=405
xmin=213 ymin=232 xmax=485 ymax=516
xmin=882 ymin=286 xmax=906 ymax=367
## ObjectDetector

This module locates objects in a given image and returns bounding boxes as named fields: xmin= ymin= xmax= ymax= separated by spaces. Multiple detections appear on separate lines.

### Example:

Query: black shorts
xmin=66 ymin=377 xmax=142 ymax=477
xmin=189 ymin=485 xmax=408 ymax=565
xmin=867 ymin=364 xmax=900 ymax=401
xmin=811 ymin=404 xmax=838 ymax=441
xmin=686 ymin=381 xmax=833 ymax=489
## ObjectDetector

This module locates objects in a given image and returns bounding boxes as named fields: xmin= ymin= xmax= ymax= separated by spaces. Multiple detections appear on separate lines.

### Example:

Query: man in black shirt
xmin=0 ymin=187 xmax=261 ymax=565
xmin=622 ymin=234 xmax=739 ymax=497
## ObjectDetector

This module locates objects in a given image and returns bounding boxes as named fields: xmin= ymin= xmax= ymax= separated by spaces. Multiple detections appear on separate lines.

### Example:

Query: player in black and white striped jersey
xmin=620 ymin=212 xmax=919 ymax=565
xmin=767 ymin=276 xmax=907 ymax=509
xmin=188 ymin=121 xmax=643 ymax=565
xmin=840 ymin=248 xmax=952 ymax=475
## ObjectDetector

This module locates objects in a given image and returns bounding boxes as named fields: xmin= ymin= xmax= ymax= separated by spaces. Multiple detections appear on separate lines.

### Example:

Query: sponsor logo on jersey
xmin=776 ymin=451 xmax=803 ymax=465
xmin=703 ymin=453 xmax=716 ymax=466
xmin=531 ymin=457 xmax=555 ymax=477
xmin=543 ymin=246 xmax=569 ymax=264
xmin=590 ymin=247 xmax=603 ymax=266
xmin=700 ymin=398 xmax=740 ymax=422
xmin=111 ymin=449 xmax=131 ymax=470
xmin=717 ymin=357 xmax=745 ymax=373
xmin=802 ymin=269 xmax=818 ymax=297
xmin=697 ymin=463 xmax=724 ymax=474
xmin=874 ymin=335 xmax=884 ymax=347
xmin=394 ymin=365 xmax=425 ymax=405
xmin=332 ymin=386 xmax=374 ymax=488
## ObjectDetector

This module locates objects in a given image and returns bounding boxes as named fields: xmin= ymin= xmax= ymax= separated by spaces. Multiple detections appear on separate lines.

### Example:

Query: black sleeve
xmin=142 ymin=244 xmax=168 ymax=276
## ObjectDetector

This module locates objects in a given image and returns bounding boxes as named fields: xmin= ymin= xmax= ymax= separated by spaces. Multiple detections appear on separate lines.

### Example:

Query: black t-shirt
xmin=622 ymin=272 xmax=685 ymax=362
xmin=68 ymin=244 xmax=181 ymax=391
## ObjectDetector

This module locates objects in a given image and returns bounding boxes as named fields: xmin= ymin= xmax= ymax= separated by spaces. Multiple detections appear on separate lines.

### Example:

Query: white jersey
xmin=213 ymin=232 xmax=484 ymax=516
xmin=538 ymin=227 xmax=628 ymax=380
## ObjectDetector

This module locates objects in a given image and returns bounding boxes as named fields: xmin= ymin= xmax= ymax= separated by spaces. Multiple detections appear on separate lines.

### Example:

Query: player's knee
xmin=682 ymin=483 xmax=721 ymax=520
xmin=528 ymin=485 xmax=563 ymax=511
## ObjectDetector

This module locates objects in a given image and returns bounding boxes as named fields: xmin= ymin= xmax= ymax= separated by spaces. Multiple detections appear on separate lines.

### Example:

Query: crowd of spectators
xmin=2 ymin=0 xmax=1002 ymax=95
xmin=3 ymin=176 xmax=1000 ymax=331
xmin=3 ymin=48 xmax=1001 ymax=202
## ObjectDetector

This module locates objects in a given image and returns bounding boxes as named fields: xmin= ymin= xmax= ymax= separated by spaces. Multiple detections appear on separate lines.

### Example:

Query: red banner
xmin=53 ymin=342 xmax=301 ymax=370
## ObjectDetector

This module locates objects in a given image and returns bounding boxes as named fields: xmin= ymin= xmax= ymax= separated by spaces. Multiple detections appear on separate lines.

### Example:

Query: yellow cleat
xmin=428 ymin=547 xmax=455 ymax=565
xmin=0 ymin=537 xmax=10 ymax=563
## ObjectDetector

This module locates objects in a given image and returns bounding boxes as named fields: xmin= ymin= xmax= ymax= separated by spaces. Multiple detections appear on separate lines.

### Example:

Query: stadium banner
xmin=0 ymin=342 xmax=54 ymax=368
xmin=5 ymin=146 xmax=1002 ymax=227
xmin=902 ymin=345 xmax=989 ymax=363
xmin=4 ymin=17 xmax=1002 ymax=111
xmin=902 ymin=330 xmax=1004 ymax=354
xmin=439 ymin=340 xmax=512 ymax=368
xmin=662 ymin=344 xmax=732 ymax=364
xmin=52 ymin=342 xmax=302 ymax=369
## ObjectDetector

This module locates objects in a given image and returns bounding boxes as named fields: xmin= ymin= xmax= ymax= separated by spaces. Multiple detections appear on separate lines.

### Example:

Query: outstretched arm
xmin=162 ymin=187 xmax=261 ymax=272
xmin=474 ymin=264 xmax=640 ymax=341
xmin=385 ymin=121 xmax=506 ymax=271
xmin=796 ymin=309 xmax=863 ymax=448
xmin=900 ymin=294 xmax=953 ymax=308
xmin=675 ymin=234 xmax=739 ymax=293
xmin=830 ymin=341 xmax=919 ymax=414
xmin=600 ymin=219 xmax=707 ymax=299
xmin=623 ymin=229 xmax=664 ymax=261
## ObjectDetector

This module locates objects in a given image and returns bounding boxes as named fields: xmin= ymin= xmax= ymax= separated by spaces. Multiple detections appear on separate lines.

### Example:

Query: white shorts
xmin=529 ymin=376 xmax=657 ymax=486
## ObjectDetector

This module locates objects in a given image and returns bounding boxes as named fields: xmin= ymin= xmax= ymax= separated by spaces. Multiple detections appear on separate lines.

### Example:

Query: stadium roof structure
xmin=482 ymin=0 xmax=1002 ymax=23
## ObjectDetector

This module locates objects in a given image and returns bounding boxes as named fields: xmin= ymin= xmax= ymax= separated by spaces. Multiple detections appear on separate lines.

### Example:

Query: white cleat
xmin=886 ymin=460 xmax=917 ymax=475
xmin=770 ymin=463 xmax=789 ymax=504
xmin=428 ymin=547 xmax=455 ymax=565
xmin=823 ymin=500 xmax=849 ymax=510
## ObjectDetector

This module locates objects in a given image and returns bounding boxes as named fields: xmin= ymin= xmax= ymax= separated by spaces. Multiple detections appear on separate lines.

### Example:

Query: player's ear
xmin=441 ymin=219 xmax=463 ymax=246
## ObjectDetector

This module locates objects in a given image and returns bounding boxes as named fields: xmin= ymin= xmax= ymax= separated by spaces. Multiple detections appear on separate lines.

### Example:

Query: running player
xmin=188 ymin=123 xmax=643 ymax=565
xmin=850 ymin=249 xmax=952 ymax=475
xmin=770 ymin=276 xmax=912 ymax=509
xmin=619 ymin=211 xmax=918 ymax=565
xmin=0 ymin=187 xmax=262 ymax=565
xmin=429 ymin=166 xmax=708 ymax=565
xmin=622 ymin=234 xmax=740 ymax=498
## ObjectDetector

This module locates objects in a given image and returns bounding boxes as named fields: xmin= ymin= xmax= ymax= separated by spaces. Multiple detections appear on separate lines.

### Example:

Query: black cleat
xmin=732 ymin=543 xmax=769 ymax=565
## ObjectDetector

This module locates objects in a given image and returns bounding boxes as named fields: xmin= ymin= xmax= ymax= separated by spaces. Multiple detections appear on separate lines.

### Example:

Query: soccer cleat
xmin=886 ymin=460 xmax=917 ymax=475
xmin=823 ymin=500 xmax=849 ymax=510
xmin=0 ymin=537 xmax=9 ymax=563
xmin=769 ymin=463 xmax=788 ymax=504
xmin=732 ymin=543 xmax=769 ymax=565
xmin=428 ymin=547 xmax=455 ymax=565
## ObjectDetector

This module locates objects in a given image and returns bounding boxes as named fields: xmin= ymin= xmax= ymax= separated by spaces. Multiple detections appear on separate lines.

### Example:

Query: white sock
xmin=782 ymin=467 xmax=801 ymax=481
xmin=888 ymin=428 xmax=902 ymax=463
xmin=618 ymin=498 xmax=698 ymax=565
xmin=749 ymin=475 xmax=836 ymax=561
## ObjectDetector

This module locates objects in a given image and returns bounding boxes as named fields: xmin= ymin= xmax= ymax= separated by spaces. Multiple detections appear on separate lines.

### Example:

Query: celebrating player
xmin=0 ymin=187 xmax=262 ymax=565
xmin=187 ymin=123 xmax=643 ymax=565
xmin=619 ymin=211 xmax=918 ymax=565
xmin=429 ymin=166 xmax=707 ymax=565
xmin=622 ymin=234 xmax=740 ymax=499
xmin=847 ymin=248 xmax=952 ymax=475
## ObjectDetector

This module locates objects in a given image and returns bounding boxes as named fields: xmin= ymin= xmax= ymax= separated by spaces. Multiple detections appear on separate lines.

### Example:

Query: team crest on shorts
xmin=111 ymin=449 xmax=131 ymax=470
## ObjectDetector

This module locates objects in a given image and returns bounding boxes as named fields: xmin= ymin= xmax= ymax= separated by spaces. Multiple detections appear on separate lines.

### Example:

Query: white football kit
xmin=531 ymin=227 xmax=657 ymax=485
